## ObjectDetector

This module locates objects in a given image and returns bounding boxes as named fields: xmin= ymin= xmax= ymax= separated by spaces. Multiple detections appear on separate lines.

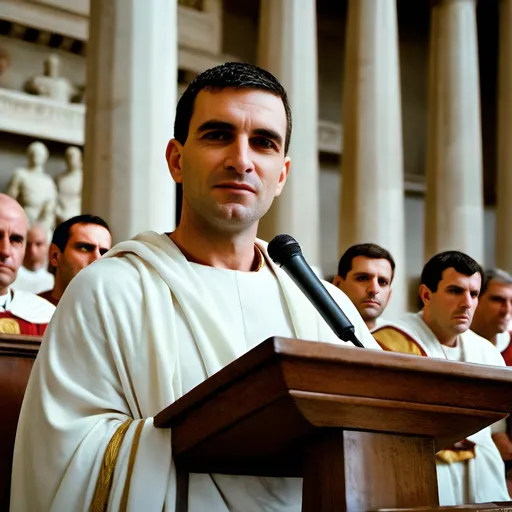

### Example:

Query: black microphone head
xmin=267 ymin=234 xmax=302 ymax=266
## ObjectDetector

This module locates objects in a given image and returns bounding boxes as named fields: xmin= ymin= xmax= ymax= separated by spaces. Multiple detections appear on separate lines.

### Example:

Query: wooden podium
xmin=0 ymin=334 xmax=41 ymax=511
xmin=155 ymin=337 xmax=512 ymax=512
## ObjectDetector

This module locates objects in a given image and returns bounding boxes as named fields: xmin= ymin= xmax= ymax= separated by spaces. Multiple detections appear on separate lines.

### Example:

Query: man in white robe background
xmin=373 ymin=251 xmax=510 ymax=505
xmin=11 ymin=62 xmax=380 ymax=511
xmin=332 ymin=243 xmax=395 ymax=331
xmin=471 ymin=268 xmax=512 ymax=494
xmin=12 ymin=223 xmax=54 ymax=294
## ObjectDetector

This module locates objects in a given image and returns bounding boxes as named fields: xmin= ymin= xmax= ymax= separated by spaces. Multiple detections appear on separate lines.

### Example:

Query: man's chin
xmin=361 ymin=306 xmax=382 ymax=321
xmin=452 ymin=322 xmax=470 ymax=334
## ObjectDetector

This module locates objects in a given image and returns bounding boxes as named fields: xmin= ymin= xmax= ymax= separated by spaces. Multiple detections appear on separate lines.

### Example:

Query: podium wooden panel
xmin=0 ymin=334 xmax=41 ymax=511
xmin=155 ymin=337 xmax=512 ymax=512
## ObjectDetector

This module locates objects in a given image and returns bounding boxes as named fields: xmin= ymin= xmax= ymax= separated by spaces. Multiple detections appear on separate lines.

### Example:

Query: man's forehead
xmin=28 ymin=228 xmax=46 ymax=242
xmin=440 ymin=267 xmax=481 ymax=286
xmin=191 ymin=88 xmax=287 ymax=130
xmin=69 ymin=223 xmax=110 ymax=243
xmin=487 ymin=280 xmax=512 ymax=296
xmin=0 ymin=211 xmax=27 ymax=234
xmin=351 ymin=256 xmax=392 ymax=275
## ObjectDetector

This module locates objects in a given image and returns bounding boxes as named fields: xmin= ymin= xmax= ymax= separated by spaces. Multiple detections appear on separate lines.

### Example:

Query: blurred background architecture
xmin=0 ymin=0 xmax=509 ymax=314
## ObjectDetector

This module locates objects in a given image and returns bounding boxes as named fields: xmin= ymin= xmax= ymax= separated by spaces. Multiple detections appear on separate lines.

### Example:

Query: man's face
xmin=334 ymin=256 xmax=393 ymax=324
xmin=422 ymin=268 xmax=481 ymax=337
xmin=0 ymin=209 xmax=27 ymax=292
xmin=24 ymin=226 xmax=48 ymax=270
xmin=168 ymin=88 xmax=290 ymax=232
xmin=51 ymin=223 xmax=112 ymax=290
xmin=473 ymin=280 xmax=512 ymax=336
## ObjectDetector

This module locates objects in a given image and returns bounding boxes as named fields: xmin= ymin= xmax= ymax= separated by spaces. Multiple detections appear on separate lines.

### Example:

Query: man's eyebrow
xmin=253 ymin=128 xmax=283 ymax=148
xmin=195 ymin=120 xmax=236 ymax=134
xmin=446 ymin=285 xmax=465 ymax=291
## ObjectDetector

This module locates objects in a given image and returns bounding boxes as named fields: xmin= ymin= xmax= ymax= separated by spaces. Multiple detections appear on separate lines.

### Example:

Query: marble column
xmin=496 ymin=0 xmax=512 ymax=271
xmin=424 ymin=0 xmax=484 ymax=263
xmin=83 ymin=0 xmax=177 ymax=242
xmin=339 ymin=0 xmax=406 ymax=315
xmin=257 ymin=0 xmax=320 ymax=268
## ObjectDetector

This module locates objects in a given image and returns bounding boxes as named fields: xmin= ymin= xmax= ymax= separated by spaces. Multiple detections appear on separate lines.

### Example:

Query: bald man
xmin=0 ymin=194 xmax=54 ymax=335
xmin=13 ymin=224 xmax=54 ymax=294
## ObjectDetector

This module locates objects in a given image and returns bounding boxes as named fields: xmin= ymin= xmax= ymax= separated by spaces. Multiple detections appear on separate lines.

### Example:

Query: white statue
xmin=25 ymin=54 xmax=77 ymax=103
xmin=6 ymin=142 xmax=57 ymax=235
xmin=55 ymin=146 xmax=83 ymax=224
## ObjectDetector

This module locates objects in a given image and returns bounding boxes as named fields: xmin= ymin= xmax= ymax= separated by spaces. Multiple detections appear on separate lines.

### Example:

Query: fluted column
xmin=83 ymin=0 xmax=177 ymax=242
xmin=496 ymin=0 xmax=512 ymax=270
xmin=257 ymin=0 xmax=320 ymax=267
xmin=424 ymin=0 xmax=484 ymax=263
xmin=340 ymin=0 xmax=406 ymax=316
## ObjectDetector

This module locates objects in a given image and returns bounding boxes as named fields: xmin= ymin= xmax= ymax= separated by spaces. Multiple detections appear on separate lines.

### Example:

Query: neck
xmin=471 ymin=319 xmax=497 ymax=344
xmin=51 ymin=278 xmax=66 ymax=302
xmin=24 ymin=263 xmax=43 ymax=272
xmin=422 ymin=314 xmax=458 ymax=347
xmin=171 ymin=212 xmax=259 ymax=271
xmin=365 ymin=319 xmax=376 ymax=331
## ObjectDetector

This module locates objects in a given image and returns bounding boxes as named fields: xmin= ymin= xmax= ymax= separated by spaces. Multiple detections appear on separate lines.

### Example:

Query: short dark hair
xmin=174 ymin=62 xmax=292 ymax=154
xmin=480 ymin=268 xmax=512 ymax=295
xmin=420 ymin=251 xmax=483 ymax=293
xmin=337 ymin=243 xmax=396 ymax=281
xmin=51 ymin=214 xmax=110 ymax=253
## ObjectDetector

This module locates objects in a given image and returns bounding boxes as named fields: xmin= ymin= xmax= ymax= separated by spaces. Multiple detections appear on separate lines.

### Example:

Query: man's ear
xmin=274 ymin=156 xmax=291 ymax=197
xmin=332 ymin=274 xmax=342 ymax=288
xmin=166 ymin=139 xmax=184 ymax=184
xmin=418 ymin=284 xmax=431 ymax=307
xmin=49 ymin=243 xmax=61 ymax=270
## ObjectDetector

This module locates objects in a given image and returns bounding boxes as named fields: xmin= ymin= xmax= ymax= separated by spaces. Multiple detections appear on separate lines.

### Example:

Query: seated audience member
xmin=12 ymin=223 xmax=54 ymax=294
xmin=0 ymin=194 xmax=54 ymax=335
xmin=471 ymin=268 xmax=512 ymax=363
xmin=373 ymin=251 xmax=510 ymax=505
xmin=471 ymin=268 xmax=512 ymax=489
xmin=39 ymin=214 xmax=112 ymax=306
xmin=332 ymin=243 xmax=394 ymax=331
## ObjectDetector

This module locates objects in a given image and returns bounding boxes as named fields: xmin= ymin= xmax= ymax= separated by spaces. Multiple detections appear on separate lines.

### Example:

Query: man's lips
xmin=362 ymin=300 xmax=380 ymax=306
xmin=214 ymin=183 xmax=256 ymax=193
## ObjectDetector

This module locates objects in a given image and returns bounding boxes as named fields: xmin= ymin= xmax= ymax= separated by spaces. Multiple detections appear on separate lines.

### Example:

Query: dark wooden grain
xmin=0 ymin=335 xmax=41 ymax=510
xmin=155 ymin=337 xmax=512 ymax=510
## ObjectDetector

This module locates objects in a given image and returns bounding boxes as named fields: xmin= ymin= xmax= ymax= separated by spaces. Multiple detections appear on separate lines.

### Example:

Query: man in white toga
xmin=11 ymin=62 xmax=380 ymax=511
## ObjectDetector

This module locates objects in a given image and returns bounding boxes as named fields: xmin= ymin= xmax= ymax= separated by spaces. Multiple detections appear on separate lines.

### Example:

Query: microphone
xmin=267 ymin=234 xmax=364 ymax=348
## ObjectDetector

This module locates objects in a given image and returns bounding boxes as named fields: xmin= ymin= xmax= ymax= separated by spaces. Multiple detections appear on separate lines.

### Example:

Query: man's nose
xmin=90 ymin=249 xmax=103 ymax=263
xmin=367 ymin=278 xmax=379 ymax=295
xmin=0 ymin=238 xmax=10 ymax=259
xmin=460 ymin=292 xmax=472 ymax=309
xmin=225 ymin=137 xmax=255 ymax=174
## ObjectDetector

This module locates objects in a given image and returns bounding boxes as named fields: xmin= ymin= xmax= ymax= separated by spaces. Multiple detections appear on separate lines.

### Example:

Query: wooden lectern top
xmin=155 ymin=337 xmax=512 ymax=477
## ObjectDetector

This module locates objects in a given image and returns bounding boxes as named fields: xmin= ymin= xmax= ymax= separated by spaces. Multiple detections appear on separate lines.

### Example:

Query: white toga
xmin=11 ymin=231 xmax=380 ymax=511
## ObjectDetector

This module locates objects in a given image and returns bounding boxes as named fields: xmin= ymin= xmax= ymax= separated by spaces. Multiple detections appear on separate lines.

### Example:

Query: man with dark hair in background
xmin=13 ymin=62 xmax=380 ymax=511
xmin=39 ymin=214 xmax=112 ymax=306
xmin=333 ymin=243 xmax=395 ymax=330
xmin=373 ymin=251 xmax=509 ymax=505
xmin=13 ymin=224 xmax=54 ymax=294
